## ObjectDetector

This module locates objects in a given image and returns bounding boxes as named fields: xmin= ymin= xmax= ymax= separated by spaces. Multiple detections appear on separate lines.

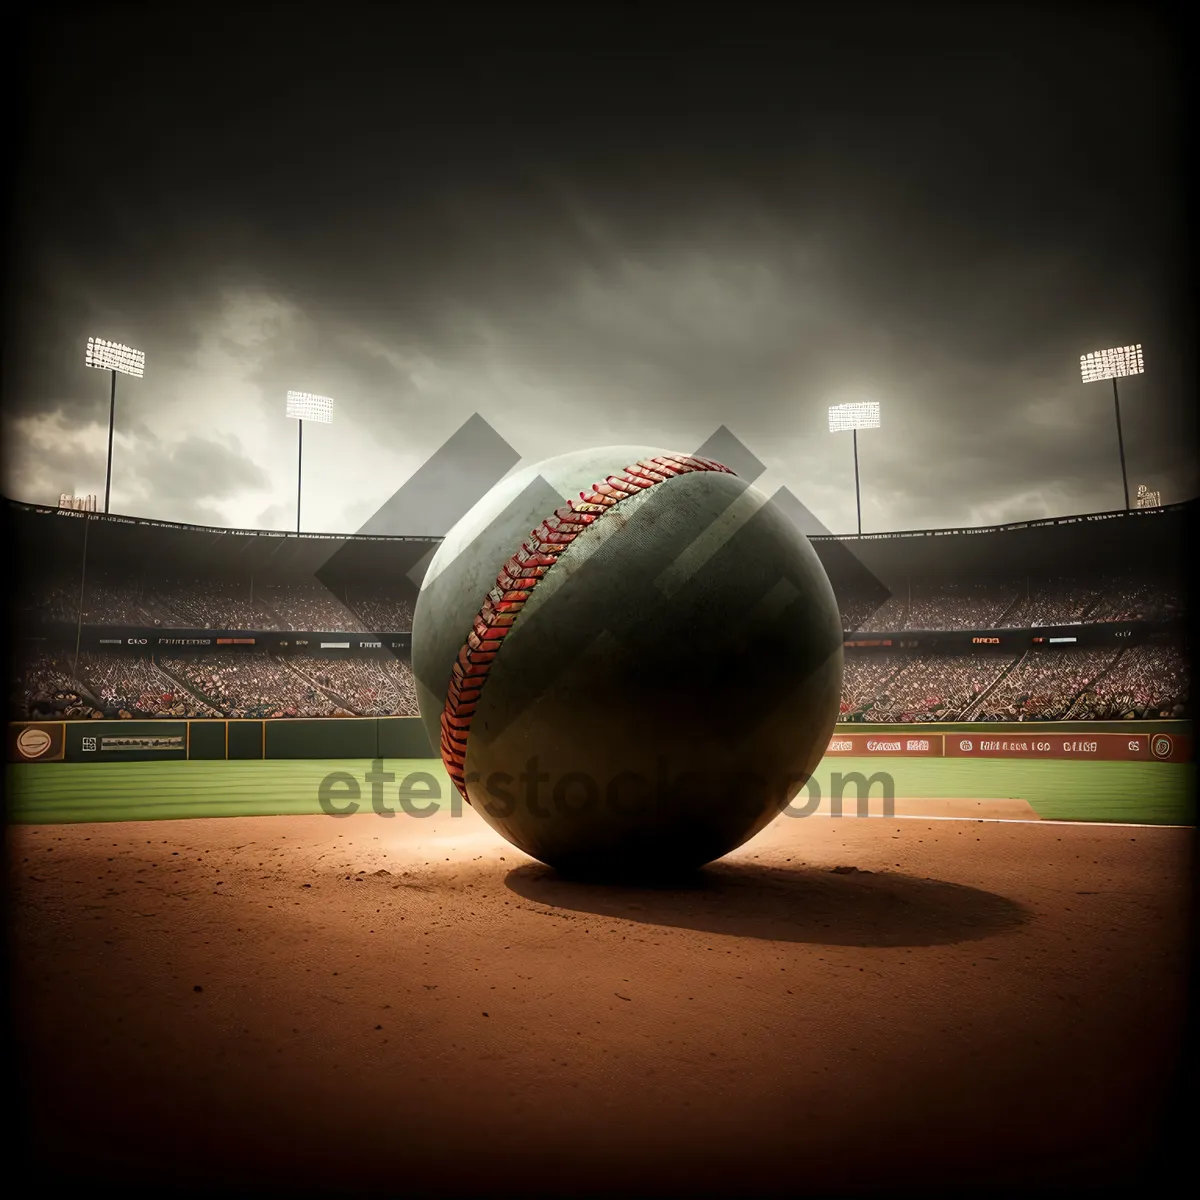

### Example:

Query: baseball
xmin=413 ymin=445 xmax=843 ymax=877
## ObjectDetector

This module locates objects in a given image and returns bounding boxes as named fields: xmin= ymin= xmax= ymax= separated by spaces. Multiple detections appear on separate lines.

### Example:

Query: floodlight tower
xmin=1080 ymin=343 xmax=1144 ymax=510
xmin=828 ymin=401 xmax=881 ymax=535
xmin=85 ymin=337 xmax=145 ymax=514
xmin=286 ymin=391 xmax=334 ymax=532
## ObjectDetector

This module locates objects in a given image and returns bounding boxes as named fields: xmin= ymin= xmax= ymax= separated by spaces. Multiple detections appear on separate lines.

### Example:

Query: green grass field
xmin=6 ymin=756 xmax=1194 ymax=827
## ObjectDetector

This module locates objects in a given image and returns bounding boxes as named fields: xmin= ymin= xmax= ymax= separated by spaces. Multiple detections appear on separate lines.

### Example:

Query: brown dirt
xmin=9 ymin=805 xmax=1194 ymax=1196
xmin=813 ymin=795 xmax=1043 ymax=819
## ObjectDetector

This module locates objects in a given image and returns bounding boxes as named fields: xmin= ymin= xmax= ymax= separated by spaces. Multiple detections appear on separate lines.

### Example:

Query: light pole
xmin=286 ymin=391 xmax=334 ymax=532
xmin=85 ymin=337 xmax=145 ymax=514
xmin=828 ymin=401 xmax=881 ymax=535
xmin=1080 ymin=343 xmax=1144 ymax=511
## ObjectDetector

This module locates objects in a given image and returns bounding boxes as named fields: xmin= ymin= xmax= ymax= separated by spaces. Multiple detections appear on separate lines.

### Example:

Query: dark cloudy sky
xmin=4 ymin=4 xmax=1192 ymax=537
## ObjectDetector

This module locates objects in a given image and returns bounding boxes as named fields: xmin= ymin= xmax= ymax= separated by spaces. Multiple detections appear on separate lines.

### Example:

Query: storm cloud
xmin=5 ymin=6 xmax=1191 ymax=535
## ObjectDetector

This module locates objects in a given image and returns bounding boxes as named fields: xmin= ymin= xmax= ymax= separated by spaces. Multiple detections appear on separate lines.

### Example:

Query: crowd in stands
xmin=1086 ymin=576 xmax=1187 ymax=624
xmin=846 ymin=652 xmax=1019 ymax=722
xmin=17 ymin=577 xmax=79 ymax=623
xmin=79 ymin=576 xmax=159 ymax=626
xmin=152 ymin=579 xmax=274 ymax=630
xmin=994 ymin=574 xmax=1183 ymax=629
xmin=11 ymin=647 xmax=422 ymax=721
xmin=160 ymin=652 xmax=340 ymax=719
xmin=12 ymin=642 xmax=1187 ymax=723
xmin=259 ymin=582 xmax=366 ymax=633
xmin=78 ymin=651 xmax=221 ymax=718
xmin=840 ymin=652 xmax=904 ymax=715
xmin=839 ymin=574 xmax=1182 ymax=632
xmin=902 ymin=581 xmax=1019 ymax=631
xmin=18 ymin=574 xmax=421 ymax=633
xmin=838 ymin=595 xmax=888 ymax=634
xmin=1067 ymin=643 xmax=1190 ymax=720
xmin=16 ymin=569 xmax=1185 ymax=636
xmin=346 ymin=590 xmax=416 ymax=633
xmin=11 ymin=650 xmax=105 ymax=720
xmin=854 ymin=592 xmax=906 ymax=631
xmin=970 ymin=647 xmax=1117 ymax=721
xmin=288 ymin=654 xmax=419 ymax=717
xmin=999 ymin=576 xmax=1106 ymax=628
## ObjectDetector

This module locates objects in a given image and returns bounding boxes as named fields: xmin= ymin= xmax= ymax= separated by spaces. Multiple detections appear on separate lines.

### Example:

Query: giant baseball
xmin=413 ymin=445 xmax=843 ymax=877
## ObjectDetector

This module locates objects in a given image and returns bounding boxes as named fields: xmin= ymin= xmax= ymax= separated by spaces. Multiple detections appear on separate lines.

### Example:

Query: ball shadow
xmin=503 ymin=860 xmax=1029 ymax=947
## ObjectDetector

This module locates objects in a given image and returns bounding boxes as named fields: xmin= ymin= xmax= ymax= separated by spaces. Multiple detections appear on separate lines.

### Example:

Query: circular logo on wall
xmin=959 ymin=739 xmax=973 ymax=752
xmin=1151 ymin=735 xmax=1173 ymax=761
xmin=16 ymin=727 xmax=53 ymax=759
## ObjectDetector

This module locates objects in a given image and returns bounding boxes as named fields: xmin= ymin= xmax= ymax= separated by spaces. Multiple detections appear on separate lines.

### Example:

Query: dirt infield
xmin=10 ymin=805 xmax=1194 ymax=1195
xmin=811 ymin=795 xmax=1043 ymax=819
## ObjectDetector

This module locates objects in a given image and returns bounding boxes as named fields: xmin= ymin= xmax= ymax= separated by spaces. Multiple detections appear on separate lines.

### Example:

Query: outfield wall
xmin=8 ymin=718 xmax=1193 ymax=766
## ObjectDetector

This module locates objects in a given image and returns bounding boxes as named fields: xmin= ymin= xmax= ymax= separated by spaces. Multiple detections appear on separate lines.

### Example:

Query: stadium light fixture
xmin=286 ymin=391 xmax=334 ymax=532
xmin=828 ymin=401 xmax=881 ymax=535
xmin=86 ymin=337 xmax=146 ymax=514
xmin=1080 ymin=343 xmax=1144 ymax=511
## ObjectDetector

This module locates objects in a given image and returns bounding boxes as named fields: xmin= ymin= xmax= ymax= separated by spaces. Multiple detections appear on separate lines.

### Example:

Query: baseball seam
xmin=439 ymin=453 xmax=736 ymax=799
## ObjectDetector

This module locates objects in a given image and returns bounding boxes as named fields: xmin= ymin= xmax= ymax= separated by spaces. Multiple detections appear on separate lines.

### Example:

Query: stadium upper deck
xmin=7 ymin=498 xmax=1190 ymax=724
xmin=6 ymin=497 xmax=1190 ymax=636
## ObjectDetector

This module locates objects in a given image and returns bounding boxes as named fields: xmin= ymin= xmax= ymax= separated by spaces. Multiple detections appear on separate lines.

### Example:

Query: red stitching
xmin=439 ymin=454 xmax=735 ymax=798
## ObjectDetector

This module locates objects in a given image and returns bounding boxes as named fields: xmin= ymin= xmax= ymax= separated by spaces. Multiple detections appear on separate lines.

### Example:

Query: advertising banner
xmin=945 ymin=732 xmax=1192 ymax=763
xmin=1140 ymin=732 xmax=1192 ymax=764
xmin=57 ymin=627 xmax=415 ymax=653
xmin=63 ymin=721 xmax=189 ymax=762
xmin=822 ymin=731 xmax=1193 ymax=763
xmin=824 ymin=733 xmax=943 ymax=756
xmin=8 ymin=722 xmax=66 ymax=763
xmin=8 ymin=720 xmax=1191 ymax=764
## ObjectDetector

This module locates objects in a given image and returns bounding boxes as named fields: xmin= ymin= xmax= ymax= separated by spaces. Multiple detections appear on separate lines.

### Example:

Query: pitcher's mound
xmin=815 ymin=796 xmax=1040 ymax=820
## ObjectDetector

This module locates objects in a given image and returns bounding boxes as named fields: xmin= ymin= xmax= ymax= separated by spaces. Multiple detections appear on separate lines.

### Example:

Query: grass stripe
xmin=6 ymin=757 xmax=1193 ymax=827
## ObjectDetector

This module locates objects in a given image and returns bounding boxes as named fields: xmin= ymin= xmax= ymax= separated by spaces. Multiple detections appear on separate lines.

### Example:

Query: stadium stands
xmin=22 ymin=576 xmax=420 ymax=633
xmin=1066 ymin=643 xmax=1190 ymax=720
xmin=18 ymin=577 xmax=80 ymax=624
xmin=8 ymin=499 xmax=1189 ymax=723
xmin=80 ymin=650 xmax=222 ymax=718
xmin=288 ymin=654 xmax=419 ymax=717
xmin=19 ymin=571 xmax=1183 ymax=634
xmin=258 ymin=581 xmax=366 ymax=633
xmin=14 ymin=642 xmax=1186 ymax=722
xmin=149 ymin=579 xmax=276 ymax=631
xmin=10 ymin=650 xmax=106 ymax=720
xmin=345 ymin=589 xmax=416 ymax=634
xmin=844 ymin=574 xmax=1183 ymax=632
xmin=969 ymin=647 xmax=1118 ymax=721
xmin=159 ymin=652 xmax=341 ymax=719
xmin=845 ymin=651 xmax=1020 ymax=722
